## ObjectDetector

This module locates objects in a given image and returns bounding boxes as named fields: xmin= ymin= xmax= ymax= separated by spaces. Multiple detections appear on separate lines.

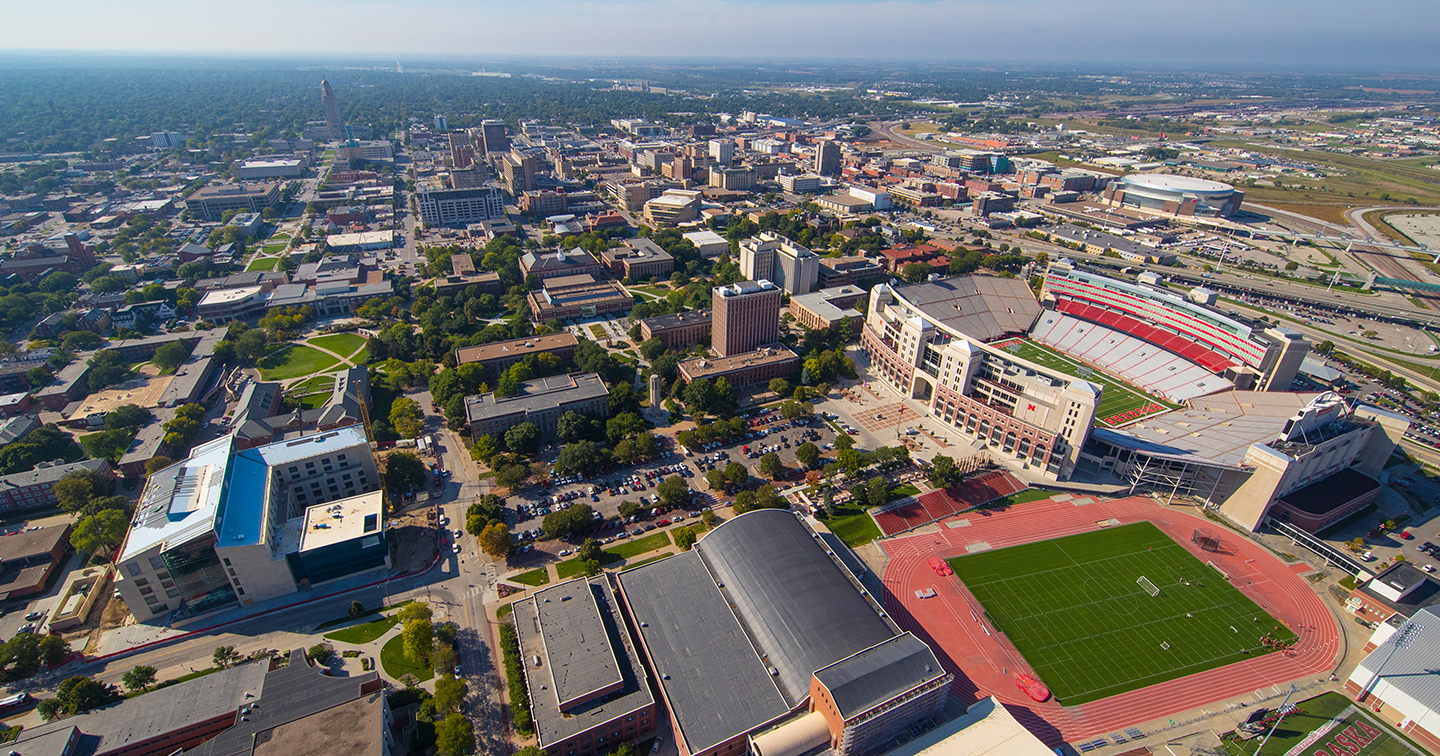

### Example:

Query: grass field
xmin=510 ymin=568 xmax=550 ymax=587
xmin=949 ymin=522 xmax=1295 ymax=705
xmin=994 ymin=338 xmax=1176 ymax=427
xmin=554 ymin=532 xmax=672 ymax=578
xmin=257 ymin=345 xmax=341 ymax=381
xmin=379 ymin=634 xmax=433 ymax=682
xmin=323 ymin=615 xmax=398 ymax=644
xmin=245 ymin=257 xmax=282 ymax=272
xmin=1218 ymin=692 xmax=1421 ymax=756
xmin=308 ymin=333 xmax=368 ymax=359
xmin=826 ymin=504 xmax=882 ymax=547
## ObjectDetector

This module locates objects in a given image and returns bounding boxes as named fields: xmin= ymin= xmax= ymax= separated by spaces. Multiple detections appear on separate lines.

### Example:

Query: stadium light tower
xmin=1252 ymin=683 xmax=1298 ymax=755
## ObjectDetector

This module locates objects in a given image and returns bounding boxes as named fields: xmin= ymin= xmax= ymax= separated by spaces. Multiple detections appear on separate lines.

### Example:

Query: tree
xmin=385 ymin=451 xmax=428 ymax=492
xmin=867 ymin=476 xmax=889 ymax=507
xmin=389 ymin=397 xmax=425 ymax=439
xmin=674 ymin=526 xmax=697 ymax=551
xmin=578 ymin=537 xmax=602 ymax=563
xmin=558 ymin=411 xmax=598 ymax=443
xmin=760 ymin=453 xmax=785 ymax=480
xmin=0 ymin=633 xmax=68 ymax=682
xmin=105 ymin=404 xmax=151 ymax=430
xmin=495 ymin=463 xmax=528 ymax=492
xmin=53 ymin=469 xmax=118 ymax=516
xmin=349 ymin=600 xmax=366 ymax=618
xmin=70 ymin=509 xmax=128 ymax=557
xmin=213 ymin=646 xmax=240 ymax=669
xmin=435 ymin=712 xmax=475 ymax=756
xmin=796 ymin=442 xmax=820 ymax=468
xmin=403 ymin=618 xmax=434 ymax=665
xmin=705 ymin=468 xmax=726 ymax=491
xmin=618 ymin=501 xmax=641 ymax=519
xmin=926 ymin=455 xmax=961 ymax=489
xmin=397 ymin=601 xmax=434 ymax=624
xmin=122 ymin=664 xmax=157 ymax=693
xmin=638 ymin=337 xmax=665 ymax=360
xmin=902 ymin=262 xmax=933 ymax=283
xmin=553 ymin=440 xmax=610 ymax=477
xmin=542 ymin=504 xmax=596 ymax=539
xmin=307 ymin=643 xmax=333 ymax=664
xmin=834 ymin=433 xmax=854 ymax=451
xmin=657 ymin=476 xmax=690 ymax=508
xmin=48 ymin=675 xmax=119 ymax=717
xmin=61 ymin=330 xmax=103 ymax=351
xmin=152 ymin=341 xmax=192 ymax=372
xmin=768 ymin=378 xmax=792 ymax=397
xmin=86 ymin=349 xmax=131 ymax=389
xmin=479 ymin=522 xmax=511 ymax=558
xmin=144 ymin=456 xmax=173 ymax=475
xmin=724 ymin=462 xmax=748 ymax=491
xmin=505 ymin=422 xmax=540 ymax=456
xmin=434 ymin=674 xmax=468 ymax=715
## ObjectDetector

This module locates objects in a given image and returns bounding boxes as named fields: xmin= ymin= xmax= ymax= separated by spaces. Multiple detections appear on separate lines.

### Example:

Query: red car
xmin=1401 ymin=530 xmax=1415 ymax=540
xmin=658 ymin=519 xmax=671 ymax=526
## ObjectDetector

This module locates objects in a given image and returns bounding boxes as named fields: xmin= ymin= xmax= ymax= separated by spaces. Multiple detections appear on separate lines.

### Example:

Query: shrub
xmin=498 ymin=624 xmax=534 ymax=737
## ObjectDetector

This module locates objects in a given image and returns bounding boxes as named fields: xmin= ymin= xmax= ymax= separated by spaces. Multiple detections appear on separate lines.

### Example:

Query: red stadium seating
xmin=875 ymin=471 xmax=1028 ymax=536
xmin=1052 ymin=298 xmax=1235 ymax=374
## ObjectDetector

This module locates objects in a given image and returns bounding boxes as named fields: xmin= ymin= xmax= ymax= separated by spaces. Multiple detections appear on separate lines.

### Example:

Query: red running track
xmin=880 ymin=496 xmax=1341 ymax=746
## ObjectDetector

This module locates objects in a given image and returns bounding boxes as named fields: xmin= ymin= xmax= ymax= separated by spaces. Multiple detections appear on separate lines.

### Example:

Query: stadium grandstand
xmin=859 ymin=275 xmax=1099 ymax=479
xmin=1030 ymin=311 xmax=1233 ymax=402
xmin=1041 ymin=262 xmax=1310 ymax=394
xmin=871 ymin=470 xmax=1027 ymax=536
xmin=1077 ymin=391 xmax=1410 ymax=533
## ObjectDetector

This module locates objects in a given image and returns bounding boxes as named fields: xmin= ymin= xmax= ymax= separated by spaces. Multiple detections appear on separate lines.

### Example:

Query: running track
xmin=880 ymin=496 xmax=1341 ymax=746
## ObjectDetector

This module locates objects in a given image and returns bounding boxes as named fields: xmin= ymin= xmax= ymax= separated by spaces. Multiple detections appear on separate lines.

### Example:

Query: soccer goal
xmin=1206 ymin=560 xmax=1229 ymax=579
xmin=1137 ymin=576 xmax=1161 ymax=597
xmin=1191 ymin=527 xmax=1222 ymax=553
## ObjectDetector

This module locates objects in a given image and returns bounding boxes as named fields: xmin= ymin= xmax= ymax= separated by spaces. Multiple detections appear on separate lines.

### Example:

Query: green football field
xmin=1219 ymin=692 xmax=1422 ymax=756
xmin=949 ymin=522 xmax=1296 ymax=705
xmin=990 ymin=338 xmax=1176 ymax=427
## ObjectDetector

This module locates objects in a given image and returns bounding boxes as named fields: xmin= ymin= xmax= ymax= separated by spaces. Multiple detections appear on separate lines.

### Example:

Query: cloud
xmin=2 ymin=0 xmax=1437 ymax=66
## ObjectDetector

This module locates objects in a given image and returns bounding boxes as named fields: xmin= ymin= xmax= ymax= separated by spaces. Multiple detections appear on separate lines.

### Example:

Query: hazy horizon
xmin=4 ymin=0 xmax=1439 ymax=68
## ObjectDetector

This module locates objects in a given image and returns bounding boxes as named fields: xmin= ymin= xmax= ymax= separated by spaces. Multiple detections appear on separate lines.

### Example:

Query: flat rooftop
xmin=454 ymin=333 xmax=578 ymax=366
xmin=642 ymin=309 xmax=710 ymax=331
xmin=297 ymin=491 xmax=384 ymax=552
xmin=465 ymin=373 xmax=609 ymax=423
xmin=198 ymin=286 xmax=263 ymax=306
xmin=534 ymin=578 xmax=625 ymax=710
xmin=678 ymin=345 xmax=799 ymax=381
xmin=514 ymin=578 xmax=656 ymax=747
xmin=1092 ymin=390 xmax=1320 ymax=467
xmin=251 ymin=694 xmax=386 ymax=756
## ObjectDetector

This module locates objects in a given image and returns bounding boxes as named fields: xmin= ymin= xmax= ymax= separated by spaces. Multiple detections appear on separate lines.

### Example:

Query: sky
xmin=4 ymin=0 xmax=1439 ymax=67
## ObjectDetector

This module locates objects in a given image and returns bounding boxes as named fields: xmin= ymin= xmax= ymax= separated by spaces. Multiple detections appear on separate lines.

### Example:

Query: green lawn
xmin=379 ymin=634 xmax=433 ymax=682
xmin=995 ymin=339 xmax=1177 ymax=428
xmin=991 ymin=488 xmax=1060 ymax=507
xmin=261 ymin=243 xmax=286 ymax=255
xmin=625 ymin=554 xmax=674 ymax=569
xmin=246 ymin=257 xmax=282 ymax=272
xmin=308 ymin=333 xmax=368 ymax=359
xmin=607 ymin=531 xmax=670 ymax=559
xmin=510 ymin=568 xmax=550 ymax=587
xmin=588 ymin=324 xmax=608 ymax=340
xmin=289 ymin=375 xmax=335 ymax=395
xmin=555 ymin=532 xmax=672 ymax=579
xmin=948 ymin=522 xmax=1295 ymax=705
xmin=257 ymin=345 xmax=341 ymax=381
xmin=300 ymin=393 xmax=331 ymax=409
xmin=1218 ymin=692 xmax=1419 ymax=756
xmin=324 ymin=615 xmax=398 ymax=644
xmin=826 ymin=505 xmax=882 ymax=548
xmin=891 ymin=483 xmax=921 ymax=498
xmin=351 ymin=347 xmax=370 ymax=365
xmin=78 ymin=428 xmax=138 ymax=463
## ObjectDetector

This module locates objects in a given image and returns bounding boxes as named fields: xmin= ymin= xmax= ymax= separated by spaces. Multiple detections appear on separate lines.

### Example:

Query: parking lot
xmin=502 ymin=409 xmax=840 ymax=559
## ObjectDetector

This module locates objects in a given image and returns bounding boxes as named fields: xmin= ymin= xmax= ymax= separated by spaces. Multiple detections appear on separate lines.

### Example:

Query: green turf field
xmin=1218 ymin=692 xmax=1422 ymax=756
xmin=993 ymin=338 xmax=1176 ymax=427
xmin=949 ymin=522 xmax=1295 ymax=705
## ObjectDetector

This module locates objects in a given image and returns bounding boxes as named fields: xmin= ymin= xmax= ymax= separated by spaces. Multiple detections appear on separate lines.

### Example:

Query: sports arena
xmin=1102 ymin=173 xmax=1245 ymax=219
xmin=1037 ymin=263 xmax=1311 ymax=403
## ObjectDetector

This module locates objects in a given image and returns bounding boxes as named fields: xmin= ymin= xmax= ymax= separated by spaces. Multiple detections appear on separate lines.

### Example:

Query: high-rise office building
xmin=815 ymin=140 xmax=842 ymax=176
xmin=449 ymin=131 xmax=475 ymax=168
xmin=709 ymin=139 xmax=734 ymax=165
xmin=739 ymin=232 xmax=820 ymax=295
xmin=481 ymin=119 xmax=510 ymax=153
xmin=434 ymin=115 xmax=448 ymax=131
xmin=502 ymin=151 xmax=538 ymax=194
xmin=321 ymin=80 xmax=346 ymax=141
xmin=712 ymin=280 xmax=781 ymax=357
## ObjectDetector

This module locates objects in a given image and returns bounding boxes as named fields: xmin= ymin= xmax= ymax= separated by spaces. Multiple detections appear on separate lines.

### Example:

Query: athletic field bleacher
xmin=1050 ymin=297 xmax=1241 ymax=375
xmin=1032 ymin=309 xmax=1234 ymax=402
xmin=871 ymin=470 xmax=1027 ymax=536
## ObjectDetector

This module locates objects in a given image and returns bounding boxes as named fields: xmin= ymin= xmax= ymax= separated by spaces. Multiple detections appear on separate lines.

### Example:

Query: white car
xmin=559 ymin=549 xmax=572 ymax=557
